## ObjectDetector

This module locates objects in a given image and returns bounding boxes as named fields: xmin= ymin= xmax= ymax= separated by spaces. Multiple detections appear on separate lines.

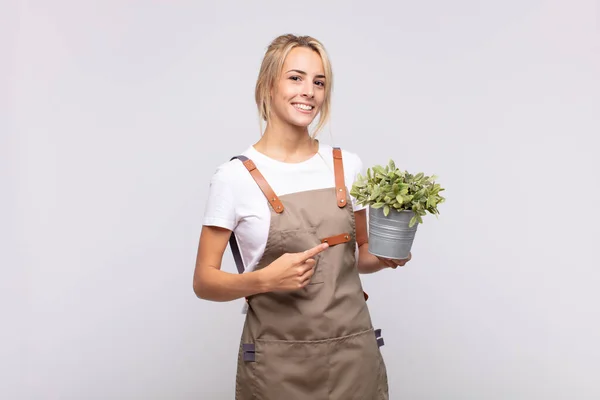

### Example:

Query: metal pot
xmin=368 ymin=207 xmax=418 ymax=260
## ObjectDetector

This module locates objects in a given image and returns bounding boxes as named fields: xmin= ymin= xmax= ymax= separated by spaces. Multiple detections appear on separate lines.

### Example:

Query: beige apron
xmin=229 ymin=148 xmax=388 ymax=400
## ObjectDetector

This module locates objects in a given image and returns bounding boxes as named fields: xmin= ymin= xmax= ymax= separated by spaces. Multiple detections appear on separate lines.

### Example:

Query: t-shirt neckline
xmin=247 ymin=140 xmax=325 ymax=167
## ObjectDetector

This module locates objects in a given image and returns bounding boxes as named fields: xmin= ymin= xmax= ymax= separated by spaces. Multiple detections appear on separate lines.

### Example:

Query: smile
xmin=292 ymin=103 xmax=314 ymax=112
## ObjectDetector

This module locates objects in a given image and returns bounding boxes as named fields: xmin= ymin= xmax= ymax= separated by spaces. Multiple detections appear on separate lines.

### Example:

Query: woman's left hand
xmin=376 ymin=252 xmax=412 ymax=269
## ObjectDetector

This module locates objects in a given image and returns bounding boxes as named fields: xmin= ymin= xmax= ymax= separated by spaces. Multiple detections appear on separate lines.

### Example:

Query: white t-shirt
xmin=202 ymin=142 xmax=366 ymax=274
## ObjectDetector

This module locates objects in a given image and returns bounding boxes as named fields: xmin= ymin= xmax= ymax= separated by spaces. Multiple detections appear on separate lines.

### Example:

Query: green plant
xmin=350 ymin=160 xmax=445 ymax=227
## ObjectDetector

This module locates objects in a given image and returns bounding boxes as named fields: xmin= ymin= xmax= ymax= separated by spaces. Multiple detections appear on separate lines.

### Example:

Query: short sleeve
xmin=348 ymin=153 xmax=367 ymax=212
xmin=202 ymin=166 xmax=237 ymax=231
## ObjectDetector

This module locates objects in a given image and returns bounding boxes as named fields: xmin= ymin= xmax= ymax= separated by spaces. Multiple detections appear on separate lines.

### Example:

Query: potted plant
xmin=350 ymin=160 xmax=445 ymax=260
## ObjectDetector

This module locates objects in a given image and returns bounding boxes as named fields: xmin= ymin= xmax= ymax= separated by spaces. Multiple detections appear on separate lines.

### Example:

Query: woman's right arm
xmin=193 ymin=225 xmax=328 ymax=302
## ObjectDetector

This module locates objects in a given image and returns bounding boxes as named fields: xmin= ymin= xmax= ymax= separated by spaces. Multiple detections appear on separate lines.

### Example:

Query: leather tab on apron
xmin=332 ymin=147 xmax=347 ymax=208
xmin=232 ymin=156 xmax=284 ymax=214
xmin=320 ymin=232 xmax=351 ymax=246
xmin=242 ymin=343 xmax=256 ymax=362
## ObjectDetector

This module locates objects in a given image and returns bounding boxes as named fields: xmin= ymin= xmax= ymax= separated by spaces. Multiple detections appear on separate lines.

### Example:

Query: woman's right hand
xmin=259 ymin=243 xmax=329 ymax=292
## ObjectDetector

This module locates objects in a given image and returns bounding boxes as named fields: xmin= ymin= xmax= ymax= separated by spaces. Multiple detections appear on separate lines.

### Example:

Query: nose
xmin=302 ymin=82 xmax=314 ymax=98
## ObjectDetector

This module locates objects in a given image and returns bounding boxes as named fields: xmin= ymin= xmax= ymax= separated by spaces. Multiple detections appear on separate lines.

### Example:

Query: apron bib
xmin=230 ymin=148 xmax=388 ymax=400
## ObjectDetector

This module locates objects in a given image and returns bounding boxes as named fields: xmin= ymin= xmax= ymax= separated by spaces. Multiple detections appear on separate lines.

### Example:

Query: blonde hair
xmin=255 ymin=34 xmax=333 ymax=138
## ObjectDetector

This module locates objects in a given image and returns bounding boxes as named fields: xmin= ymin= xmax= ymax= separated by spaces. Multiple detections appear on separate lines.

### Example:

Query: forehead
xmin=282 ymin=47 xmax=325 ymax=75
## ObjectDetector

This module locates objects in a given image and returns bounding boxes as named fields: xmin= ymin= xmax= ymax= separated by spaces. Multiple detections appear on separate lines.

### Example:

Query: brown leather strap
xmin=228 ymin=155 xmax=283 ymax=276
xmin=235 ymin=156 xmax=284 ymax=214
xmin=332 ymin=147 xmax=347 ymax=208
xmin=320 ymin=232 xmax=351 ymax=246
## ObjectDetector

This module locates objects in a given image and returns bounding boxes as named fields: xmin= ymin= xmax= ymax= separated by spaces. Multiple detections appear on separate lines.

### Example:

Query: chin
xmin=288 ymin=120 xmax=314 ymax=128
xmin=287 ymin=114 xmax=317 ymax=128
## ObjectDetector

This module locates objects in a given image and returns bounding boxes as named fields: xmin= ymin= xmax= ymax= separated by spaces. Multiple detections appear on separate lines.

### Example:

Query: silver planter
xmin=368 ymin=207 xmax=418 ymax=260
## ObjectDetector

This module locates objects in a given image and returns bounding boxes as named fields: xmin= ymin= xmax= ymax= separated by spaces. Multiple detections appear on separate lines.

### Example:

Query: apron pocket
xmin=329 ymin=329 xmax=383 ymax=400
xmin=278 ymin=227 xmax=325 ymax=285
xmin=254 ymin=339 xmax=329 ymax=400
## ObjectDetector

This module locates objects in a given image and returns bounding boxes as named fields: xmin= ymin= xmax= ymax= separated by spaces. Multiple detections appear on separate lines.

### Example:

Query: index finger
xmin=299 ymin=242 xmax=329 ymax=261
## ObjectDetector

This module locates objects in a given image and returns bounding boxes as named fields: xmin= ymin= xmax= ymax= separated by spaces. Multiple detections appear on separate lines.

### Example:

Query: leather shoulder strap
xmin=332 ymin=147 xmax=347 ymax=208
xmin=230 ymin=156 xmax=284 ymax=214
xmin=227 ymin=155 xmax=284 ymax=274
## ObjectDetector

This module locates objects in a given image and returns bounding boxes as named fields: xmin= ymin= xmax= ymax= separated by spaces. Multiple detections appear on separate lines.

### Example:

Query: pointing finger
xmin=300 ymin=243 xmax=329 ymax=261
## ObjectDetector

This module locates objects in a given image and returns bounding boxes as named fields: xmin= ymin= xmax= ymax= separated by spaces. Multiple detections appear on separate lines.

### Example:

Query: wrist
xmin=357 ymin=243 xmax=383 ymax=273
xmin=254 ymin=269 xmax=271 ymax=293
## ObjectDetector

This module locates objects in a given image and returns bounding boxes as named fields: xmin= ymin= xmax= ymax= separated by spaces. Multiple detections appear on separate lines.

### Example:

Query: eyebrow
xmin=286 ymin=69 xmax=326 ymax=79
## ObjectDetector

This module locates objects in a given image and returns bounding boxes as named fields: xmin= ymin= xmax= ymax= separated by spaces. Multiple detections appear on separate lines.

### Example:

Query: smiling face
xmin=269 ymin=47 xmax=327 ymax=129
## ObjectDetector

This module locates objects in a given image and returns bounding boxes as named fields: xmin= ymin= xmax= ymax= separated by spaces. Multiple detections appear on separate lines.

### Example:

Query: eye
xmin=315 ymin=80 xmax=325 ymax=87
xmin=289 ymin=76 xmax=301 ymax=82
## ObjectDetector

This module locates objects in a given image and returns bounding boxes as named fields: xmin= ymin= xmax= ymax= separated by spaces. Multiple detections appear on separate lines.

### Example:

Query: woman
xmin=193 ymin=34 xmax=411 ymax=400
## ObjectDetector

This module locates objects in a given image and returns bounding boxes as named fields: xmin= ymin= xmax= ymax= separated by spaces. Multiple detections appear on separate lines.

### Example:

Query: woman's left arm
xmin=354 ymin=209 xmax=412 ymax=274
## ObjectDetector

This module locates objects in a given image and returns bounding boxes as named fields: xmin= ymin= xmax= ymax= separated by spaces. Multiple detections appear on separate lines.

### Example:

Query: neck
xmin=254 ymin=119 xmax=317 ymax=163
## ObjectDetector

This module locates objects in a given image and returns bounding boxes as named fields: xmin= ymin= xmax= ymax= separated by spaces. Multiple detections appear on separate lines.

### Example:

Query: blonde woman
xmin=193 ymin=34 xmax=411 ymax=399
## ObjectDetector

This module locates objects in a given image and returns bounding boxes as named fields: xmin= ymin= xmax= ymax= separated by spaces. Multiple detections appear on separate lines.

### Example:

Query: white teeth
xmin=293 ymin=103 xmax=313 ymax=111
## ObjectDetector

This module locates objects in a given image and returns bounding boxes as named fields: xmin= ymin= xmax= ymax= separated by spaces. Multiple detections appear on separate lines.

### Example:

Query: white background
xmin=5 ymin=0 xmax=600 ymax=399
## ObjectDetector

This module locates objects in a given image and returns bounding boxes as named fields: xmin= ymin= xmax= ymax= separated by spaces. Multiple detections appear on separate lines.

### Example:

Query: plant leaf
xmin=350 ymin=162 xmax=445 ymax=222
xmin=409 ymin=214 xmax=418 ymax=227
